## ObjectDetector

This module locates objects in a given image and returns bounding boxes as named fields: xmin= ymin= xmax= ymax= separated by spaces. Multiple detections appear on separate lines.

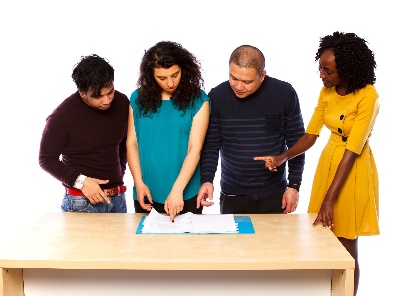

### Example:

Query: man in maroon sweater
xmin=39 ymin=54 xmax=130 ymax=213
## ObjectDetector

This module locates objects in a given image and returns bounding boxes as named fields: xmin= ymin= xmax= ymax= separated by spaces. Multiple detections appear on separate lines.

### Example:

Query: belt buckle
xmin=104 ymin=188 xmax=116 ymax=196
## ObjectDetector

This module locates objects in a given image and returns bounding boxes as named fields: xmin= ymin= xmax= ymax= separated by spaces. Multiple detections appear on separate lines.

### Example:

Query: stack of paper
xmin=141 ymin=208 xmax=238 ymax=234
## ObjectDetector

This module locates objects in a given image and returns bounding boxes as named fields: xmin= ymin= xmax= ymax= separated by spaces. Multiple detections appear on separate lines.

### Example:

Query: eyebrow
xmin=90 ymin=87 xmax=114 ymax=98
xmin=156 ymin=70 xmax=180 ymax=79
xmin=104 ymin=87 xmax=115 ymax=95
xmin=230 ymin=74 xmax=253 ymax=83
xmin=98 ymin=87 xmax=114 ymax=97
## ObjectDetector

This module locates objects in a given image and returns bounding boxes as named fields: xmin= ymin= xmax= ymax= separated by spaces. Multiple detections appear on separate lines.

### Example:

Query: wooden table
xmin=0 ymin=212 xmax=354 ymax=296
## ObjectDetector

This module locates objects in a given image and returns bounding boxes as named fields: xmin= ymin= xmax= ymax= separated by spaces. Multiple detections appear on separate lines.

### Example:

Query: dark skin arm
xmin=316 ymin=149 xmax=357 ymax=228
xmin=254 ymin=133 xmax=357 ymax=227
xmin=254 ymin=133 xmax=318 ymax=171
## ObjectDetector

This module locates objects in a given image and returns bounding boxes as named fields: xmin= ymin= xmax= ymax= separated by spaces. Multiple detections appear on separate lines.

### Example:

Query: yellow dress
xmin=306 ymin=84 xmax=380 ymax=239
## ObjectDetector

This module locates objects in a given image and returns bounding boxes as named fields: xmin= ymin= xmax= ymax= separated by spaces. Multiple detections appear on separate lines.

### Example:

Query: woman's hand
xmin=253 ymin=155 xmax=285 ymax=171
xmin=136 ymin=182 xmax=153 ymax=211
xmin=164 ymin=191 xmax=184 ymax=222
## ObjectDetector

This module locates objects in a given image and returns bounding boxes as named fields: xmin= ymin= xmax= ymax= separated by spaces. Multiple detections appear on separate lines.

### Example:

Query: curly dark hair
xmin=136 ymin=41 xmax=204 ymax=116
xmin=71 ymin=54 xmax=114 ymax=97
xmin=315 ymin=31 xmax=376 ymax=94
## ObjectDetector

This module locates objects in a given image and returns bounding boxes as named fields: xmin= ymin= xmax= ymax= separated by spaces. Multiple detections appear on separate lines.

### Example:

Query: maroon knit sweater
xmin=39 ymin=90 xmax=129 ymax=189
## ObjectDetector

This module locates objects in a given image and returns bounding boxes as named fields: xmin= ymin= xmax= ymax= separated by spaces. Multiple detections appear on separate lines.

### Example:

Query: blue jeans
xmin=61 ymin=193 xmax=127 ymax=213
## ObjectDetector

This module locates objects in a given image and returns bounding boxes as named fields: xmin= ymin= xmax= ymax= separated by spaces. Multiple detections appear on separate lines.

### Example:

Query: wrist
xmin=170 ymin=187 xmax=184 ymax=196
xmin=287 ymin=183 xmax=300 ymax=192
xmin=73 ymin=174 xmax=87 ymax=190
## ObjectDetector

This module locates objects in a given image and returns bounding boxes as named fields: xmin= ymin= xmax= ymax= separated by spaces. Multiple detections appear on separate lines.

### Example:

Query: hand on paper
xmin=196 ymin=182 xmax=215 ymax=208
xmin=164 ymin=191 xmax=184 ymax=222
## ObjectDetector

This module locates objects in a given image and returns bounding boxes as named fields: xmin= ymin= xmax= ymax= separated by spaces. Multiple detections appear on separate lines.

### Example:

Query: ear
xmin=78 ymin=91 xmax=86 ymax=99
xmin=260 ymin=70 xmax=267 ymax=82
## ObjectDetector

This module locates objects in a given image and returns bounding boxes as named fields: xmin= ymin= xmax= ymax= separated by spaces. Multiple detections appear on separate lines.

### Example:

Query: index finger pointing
xmin=102 ymin=194 xmax=111 ymax=204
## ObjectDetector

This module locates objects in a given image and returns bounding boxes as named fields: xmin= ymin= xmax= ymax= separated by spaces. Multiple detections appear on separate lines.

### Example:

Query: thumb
xmin=146 ymin=192 xmax=153 ymax=204
xmin=96 ymin=179 xmax=110 ymax=185
xmin=281 ymin=195 xmax=287 ymax=209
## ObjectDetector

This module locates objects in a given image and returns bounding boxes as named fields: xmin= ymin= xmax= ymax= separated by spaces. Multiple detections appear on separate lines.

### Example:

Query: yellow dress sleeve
xmin=306 ymin=87 xmax=326 ymax=135
xmin=346 ymin=85 xmax=380 ymax=155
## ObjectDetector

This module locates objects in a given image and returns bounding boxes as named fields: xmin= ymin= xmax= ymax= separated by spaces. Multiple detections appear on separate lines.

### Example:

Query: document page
xmin=141 ymin=208 xmax=238 ymax=234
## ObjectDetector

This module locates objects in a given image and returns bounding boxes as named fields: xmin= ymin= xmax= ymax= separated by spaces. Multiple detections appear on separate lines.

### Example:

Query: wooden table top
xmin=0 ymin=212 xmax=354 ymax=270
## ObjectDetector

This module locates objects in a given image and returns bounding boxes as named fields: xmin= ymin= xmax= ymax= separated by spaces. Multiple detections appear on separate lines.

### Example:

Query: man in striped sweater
xmin=197 ymin=45 xmax=305 ymax=214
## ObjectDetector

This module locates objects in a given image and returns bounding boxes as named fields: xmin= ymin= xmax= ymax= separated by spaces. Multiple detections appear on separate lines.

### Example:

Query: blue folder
xmin=136 ymin=215 xmax=255 ymax=234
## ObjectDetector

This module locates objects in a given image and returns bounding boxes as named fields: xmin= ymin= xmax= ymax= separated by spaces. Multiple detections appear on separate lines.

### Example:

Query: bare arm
xmin=126 ymin=105 xmax=153 ymax=211
xmin=254 ymin=133 xmax=318 ymax=170
xmin=165 ymin=101 xmax=210 ymax=221
xmin=315 ymin=149 xmax=357 ymax=228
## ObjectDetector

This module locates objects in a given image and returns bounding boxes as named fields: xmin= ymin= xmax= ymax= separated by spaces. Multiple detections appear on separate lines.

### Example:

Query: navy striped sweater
xmin=200 ymin=76 xmax=305 ymax=196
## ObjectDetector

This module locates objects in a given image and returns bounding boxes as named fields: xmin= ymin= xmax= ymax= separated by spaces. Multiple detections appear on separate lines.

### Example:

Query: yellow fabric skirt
xmin=307 ymin=133 xmax=380 ymax=239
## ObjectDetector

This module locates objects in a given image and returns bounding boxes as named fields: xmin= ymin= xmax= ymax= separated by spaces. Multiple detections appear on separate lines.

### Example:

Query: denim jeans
xmin=61 ymin=193 xmax=127 ymax=213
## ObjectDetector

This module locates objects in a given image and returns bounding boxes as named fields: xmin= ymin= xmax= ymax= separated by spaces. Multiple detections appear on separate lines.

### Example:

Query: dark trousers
xmin=220 ymin=191 xmax=285 ymax=214
xmin=134 ymin=195 xmax=203 ymax=214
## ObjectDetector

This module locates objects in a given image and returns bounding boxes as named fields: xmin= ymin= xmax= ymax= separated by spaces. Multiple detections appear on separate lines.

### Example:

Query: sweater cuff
xmin=200 ymin=175 xmax=214 ymax=185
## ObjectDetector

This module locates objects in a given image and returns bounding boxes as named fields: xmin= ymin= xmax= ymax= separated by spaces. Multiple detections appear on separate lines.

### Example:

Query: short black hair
xmin=229 ymin=45 xmax=265 ymax=76
xmin=71 ymin=54 xmax=114 ymax=97
xmin=316 ymin=31 xmax=376 ymax=94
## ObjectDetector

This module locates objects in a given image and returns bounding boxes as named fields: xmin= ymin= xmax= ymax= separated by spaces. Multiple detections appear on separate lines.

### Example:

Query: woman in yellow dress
xmin=254 ymin=31 xmax=379 ymax=296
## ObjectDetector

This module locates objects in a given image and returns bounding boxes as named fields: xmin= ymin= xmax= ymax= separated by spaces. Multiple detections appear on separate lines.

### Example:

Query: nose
xmin=319 ymin=68 xmax=326 ymax=79
xmin=103 ymin=95 xmax=112 ymax=104
xmin=167 ymin=78 xmax=175 ymax=87
xmin=234 ymin=80 xmax=243 ymax=90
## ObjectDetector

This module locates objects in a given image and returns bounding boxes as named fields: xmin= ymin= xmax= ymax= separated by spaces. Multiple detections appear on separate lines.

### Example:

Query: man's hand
xmin=196 ymin=182 xmax=215 ymax=208
xmin=81 ymin=177 xmax=111 ymax=204
xmin=282 ymin=187 xmax=299 ymax=213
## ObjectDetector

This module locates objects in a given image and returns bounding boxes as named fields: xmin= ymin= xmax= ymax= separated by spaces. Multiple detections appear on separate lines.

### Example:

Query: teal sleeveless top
xmin=130 ymin=89 xmax=210 ymax=204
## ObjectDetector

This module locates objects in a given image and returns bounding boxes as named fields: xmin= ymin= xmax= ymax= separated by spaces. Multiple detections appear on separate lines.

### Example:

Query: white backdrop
xmin=0 ymin=1 xmax=392 ymax=295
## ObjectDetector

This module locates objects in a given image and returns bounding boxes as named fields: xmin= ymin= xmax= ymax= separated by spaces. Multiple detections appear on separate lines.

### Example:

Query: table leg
xmin=331 ymin=269 xmax=354 ymax=296
xmin=0 ymin=268 xmax=24 ymax=296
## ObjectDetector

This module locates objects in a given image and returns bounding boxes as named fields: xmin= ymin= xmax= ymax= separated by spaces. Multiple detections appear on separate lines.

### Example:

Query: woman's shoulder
xmin=130 ymin=88 xmax=139 ymax=99
xmin=188 ymin=89 xmax=210 ymax=112
xmin=129 ymin=89 xmax=140 ymax=108
xmin=357 ymin=84 xmax=378 ymax=97
xmin=355 ymin=85 xmax=379 ymax=112
xmin=198 ymin=89 xmax=210 ymax=102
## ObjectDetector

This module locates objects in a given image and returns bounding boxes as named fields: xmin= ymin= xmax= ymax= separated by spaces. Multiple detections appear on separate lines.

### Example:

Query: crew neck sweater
xmin=39 ymin=90 xmax=129 ymax=189
xmin=200 ymin=76 xmax=305 ymax=196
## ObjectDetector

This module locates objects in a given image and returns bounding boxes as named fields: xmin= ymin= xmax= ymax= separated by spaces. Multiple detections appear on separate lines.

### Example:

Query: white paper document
xmin=141 ymin=208 xmax=238 ymax=234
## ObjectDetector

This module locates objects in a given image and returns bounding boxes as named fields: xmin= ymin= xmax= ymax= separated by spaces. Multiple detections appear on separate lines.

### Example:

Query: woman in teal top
xmin=127 ymin=41 xmax=210 ymax=221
